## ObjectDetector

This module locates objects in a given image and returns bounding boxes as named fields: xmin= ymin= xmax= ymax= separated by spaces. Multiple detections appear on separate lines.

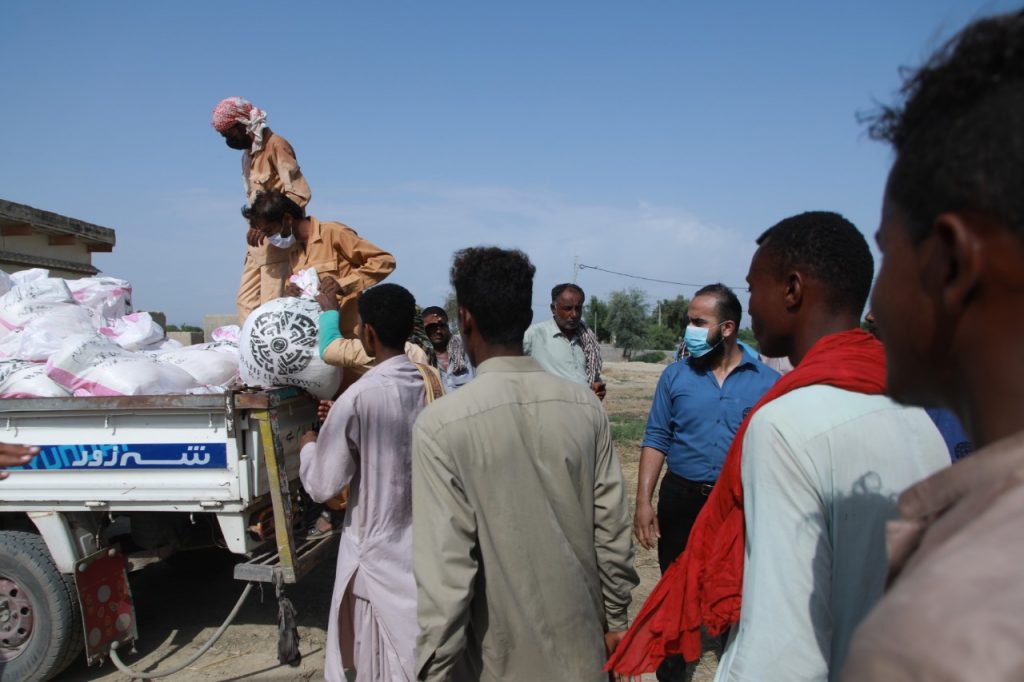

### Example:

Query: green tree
xmin=443 ymin=291 xmax=459 ymax=325
xmin=585 ymin=296 xmax=611 ymax=343
xmin=650 ymin=295 xmax=690 ymax=332
xmin=607 ymin=288 xmax=648 ymax=359
xmin=644 ymin=323 xmax=678 ymax=351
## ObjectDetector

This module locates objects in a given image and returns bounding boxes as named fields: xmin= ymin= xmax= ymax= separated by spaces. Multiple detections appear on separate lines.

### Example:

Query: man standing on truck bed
xmin=211 ymin=96 xmax=312 ymax=324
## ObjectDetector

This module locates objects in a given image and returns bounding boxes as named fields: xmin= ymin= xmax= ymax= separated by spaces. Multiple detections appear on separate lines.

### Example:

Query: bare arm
xmin=634 ymin=446 xmax=666 ymax=550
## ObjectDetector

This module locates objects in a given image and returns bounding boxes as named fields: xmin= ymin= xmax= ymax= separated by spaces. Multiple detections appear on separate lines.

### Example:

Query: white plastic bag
xmin=0 ymin=304 xmax=100 ymax=361
xmin=288 ymin=267 xmax=320 ymax=299
xmin=66 ymin=276 xmax=133 ymax=320
xmin=0 ymin=278 xmax=74 ymax=332
xmin=239 ymin=297 xmax=340 ymax=400
xmin=211 ymin=325 xmax=241 ymax=344
xmin=46 ymin=333 xmax=199 ymax=396
xmin=0 ymin=360 xmax=71 ymax=398
xmin=99 ymin=312 xmax=165 ymax=351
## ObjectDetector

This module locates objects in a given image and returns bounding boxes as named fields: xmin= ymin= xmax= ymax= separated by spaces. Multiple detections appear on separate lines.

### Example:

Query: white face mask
xmin=267 ymin=232 xmax=295 ymax=249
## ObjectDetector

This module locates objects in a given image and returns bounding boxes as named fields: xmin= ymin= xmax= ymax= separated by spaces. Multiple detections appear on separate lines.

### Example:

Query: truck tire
xmin=0 ymin=531 xmax=83 ymax=681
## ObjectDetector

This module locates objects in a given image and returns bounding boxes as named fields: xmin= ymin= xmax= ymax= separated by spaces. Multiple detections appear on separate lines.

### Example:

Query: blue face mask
xmin=683 ymin=323 xmax=725 ymax=358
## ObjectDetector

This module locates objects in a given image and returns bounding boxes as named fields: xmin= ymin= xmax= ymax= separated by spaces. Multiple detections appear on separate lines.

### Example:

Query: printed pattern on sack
xmin=247 ymin=310 xmax=316 ymax=375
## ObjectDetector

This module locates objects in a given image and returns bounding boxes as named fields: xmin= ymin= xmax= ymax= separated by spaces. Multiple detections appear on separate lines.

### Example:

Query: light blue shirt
xmin=715 ymin=386 xmax=948 ymax=681
xmin=522 ymin=318 xmax=588 ymax=385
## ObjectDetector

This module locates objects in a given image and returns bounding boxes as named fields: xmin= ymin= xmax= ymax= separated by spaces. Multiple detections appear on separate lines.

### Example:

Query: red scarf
xmin=606 ymin=329 xmax=887 ymax=674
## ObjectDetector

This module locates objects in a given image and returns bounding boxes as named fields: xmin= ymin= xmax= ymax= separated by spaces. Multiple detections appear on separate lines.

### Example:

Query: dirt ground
xmin=59 ymin=360 xmax=714 ymax=681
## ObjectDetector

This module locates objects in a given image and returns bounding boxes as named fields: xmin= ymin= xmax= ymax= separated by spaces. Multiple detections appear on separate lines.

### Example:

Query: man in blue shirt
xmin=634 ymin=283 xmax=778 ymax=680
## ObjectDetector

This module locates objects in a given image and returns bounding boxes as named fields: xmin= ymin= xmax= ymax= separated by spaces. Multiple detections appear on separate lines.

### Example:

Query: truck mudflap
xmin=74 ymin=546 xmax=136 ymax=664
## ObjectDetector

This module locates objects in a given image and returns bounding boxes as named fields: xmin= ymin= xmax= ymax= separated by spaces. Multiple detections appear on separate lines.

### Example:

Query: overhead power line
xmin=577 ymin=263 xmax=744 ymax=290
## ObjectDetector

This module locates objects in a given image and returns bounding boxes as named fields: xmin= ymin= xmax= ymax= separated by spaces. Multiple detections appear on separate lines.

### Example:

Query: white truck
xmin=0 ymin=387 xmax=333 ymax=681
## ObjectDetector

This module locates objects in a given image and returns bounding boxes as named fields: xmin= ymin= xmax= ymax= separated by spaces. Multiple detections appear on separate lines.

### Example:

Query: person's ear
xmin=457 ymin=306 xmax=473 ymax=338
xmin=363 ymin=322 xmax=380 ymax=355
xmin=927 ymin=212 xmax=983 ymax=316
xmin=785 ymin=271 xmax=804 ymax=310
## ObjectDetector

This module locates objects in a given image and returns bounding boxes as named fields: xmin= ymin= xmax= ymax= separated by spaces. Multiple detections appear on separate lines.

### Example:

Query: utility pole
xmin=573 ymin=256 xmax=579 ymax=283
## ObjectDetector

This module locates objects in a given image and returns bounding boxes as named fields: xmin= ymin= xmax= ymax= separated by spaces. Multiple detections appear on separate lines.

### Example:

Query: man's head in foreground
xmin=747 ymin=211 xmax=873 ymax=364
xmin=450 ymin=247 xmax=535 ymax=367
xmin=866 ymin=10 xmax=1024 ymax=446
xmin=685 ymin=283 xmax=741 ymax=372
xmin=421 ymin=306 xmax=451 ymax=353
xmin=357 ymin=284 xmax=416 ymax=358
xmin=549 ymin=283 xmax=585 ymax=336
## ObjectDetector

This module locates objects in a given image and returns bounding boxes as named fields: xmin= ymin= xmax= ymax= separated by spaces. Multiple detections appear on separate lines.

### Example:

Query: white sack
xmin=66 ymin=276 xmax=133 ymax=320
xmin=46 ymin=333 xmax=199 ymax=397
xmin=0 ymin=304 xmax=100 ymax=361
xmin=9 ymin=269 xmax=49 ymax=286
xmin=0 ymin=360 xmax=71 ymax=399
xmin=0 ymin=270 xmax=12 ymax=298
xmin=153 ymin=346 xmax=239 ymax=387
xmin=239 ymin=297 xmax=340 ymax=400
xmin=100 ymin=312 xmax=165 ymax=351
xmin=0 ymin=278 xmax=74 ymax=333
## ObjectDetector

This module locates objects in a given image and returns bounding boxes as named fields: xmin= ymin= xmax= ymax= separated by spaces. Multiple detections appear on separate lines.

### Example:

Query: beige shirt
xmin=243 ymin=129 xmax=311 ymax=208
xmin=412 ymin=356 xmax=638 ymax=682
xmin=321 ymin=338 xmax=429 ymax=394
xmin=235 ymin=130 xmax=312 ymax=322
xmin=237 ymin=216 xmax=396 ymax=326
xmin=842 ymin=430 xmax=1024 ymax=681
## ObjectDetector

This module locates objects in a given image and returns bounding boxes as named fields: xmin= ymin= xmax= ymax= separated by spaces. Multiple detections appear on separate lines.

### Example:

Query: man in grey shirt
xmin=412 ymin=247 xmax=638 ymax=681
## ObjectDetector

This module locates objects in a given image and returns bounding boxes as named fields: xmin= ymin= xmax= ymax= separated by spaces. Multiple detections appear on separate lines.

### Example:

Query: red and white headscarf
xmin=211 ymin=97 xmax=268 ymax=153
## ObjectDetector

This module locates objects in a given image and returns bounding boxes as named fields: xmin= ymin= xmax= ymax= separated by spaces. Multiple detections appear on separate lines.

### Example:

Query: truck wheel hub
xmin=0 ymin=578 xmax=34 ymax=656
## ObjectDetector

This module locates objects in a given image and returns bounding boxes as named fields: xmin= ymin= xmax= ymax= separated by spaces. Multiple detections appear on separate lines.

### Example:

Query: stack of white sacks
xmin=0 ymin=268 xmax=241 ymax=398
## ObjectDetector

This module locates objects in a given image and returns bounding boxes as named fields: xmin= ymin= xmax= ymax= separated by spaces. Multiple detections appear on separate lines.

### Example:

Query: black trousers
xmin=656 ymin=471 xmax=713 ymax=572
xmin=656 ymin=472 xmax=714 ymax=682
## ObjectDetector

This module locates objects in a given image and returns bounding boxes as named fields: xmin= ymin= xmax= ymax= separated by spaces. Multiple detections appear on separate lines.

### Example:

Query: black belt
xmin=666 ymin=471 xmax=715 ymax=496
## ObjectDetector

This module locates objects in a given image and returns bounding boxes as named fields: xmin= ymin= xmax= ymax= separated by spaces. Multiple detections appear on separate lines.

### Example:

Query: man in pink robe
xmin=300 ymin=283 xmax=435 ymax=681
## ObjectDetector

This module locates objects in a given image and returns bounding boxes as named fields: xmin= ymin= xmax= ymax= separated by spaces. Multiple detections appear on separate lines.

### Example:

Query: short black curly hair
xmin=756 ymin=211 xmax=874 ymax=316
xmin=865 ymin=10 xmax=1024 ymax=242
xmin=450 ymin=247 xmax=535 ymax=346
xmin=357 ymin=283 xmax=416 ymax=350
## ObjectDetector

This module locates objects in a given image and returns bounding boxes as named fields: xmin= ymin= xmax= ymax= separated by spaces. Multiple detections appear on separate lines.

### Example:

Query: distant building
xmin=0 ymin=198 xmax=115 ymax=278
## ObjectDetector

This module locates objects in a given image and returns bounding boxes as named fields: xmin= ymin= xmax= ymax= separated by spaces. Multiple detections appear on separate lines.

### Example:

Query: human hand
xmin=317 ymin=400 xmax=334 ymax=422
xmin=315 ymin=277 xmax=342 ymax=312
xmin=591 ymin=381 xmax=607 ymax=401
xmin=300 ymin=430 xmax=318 ymax=448
xmin=604 ymin=631 xmax=631 ymax=681
xmin=284 ymin=282 xmax=302 ymax=298
xmin=633 ymin=501 xmax=660 ymax=550
xmin=0 ymin=444 xmax=39 ymax=480
xmin=246 ymin=227 xmax=265 ymax=247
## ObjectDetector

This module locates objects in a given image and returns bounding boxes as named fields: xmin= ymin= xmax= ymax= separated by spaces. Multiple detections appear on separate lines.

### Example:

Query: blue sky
xmin=0 ymin=1 xmax=1016 ymax=327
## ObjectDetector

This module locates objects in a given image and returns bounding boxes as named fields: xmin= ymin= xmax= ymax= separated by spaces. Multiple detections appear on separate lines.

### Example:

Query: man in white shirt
xmin=715 ymin=211 xmax=948 ymax=680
